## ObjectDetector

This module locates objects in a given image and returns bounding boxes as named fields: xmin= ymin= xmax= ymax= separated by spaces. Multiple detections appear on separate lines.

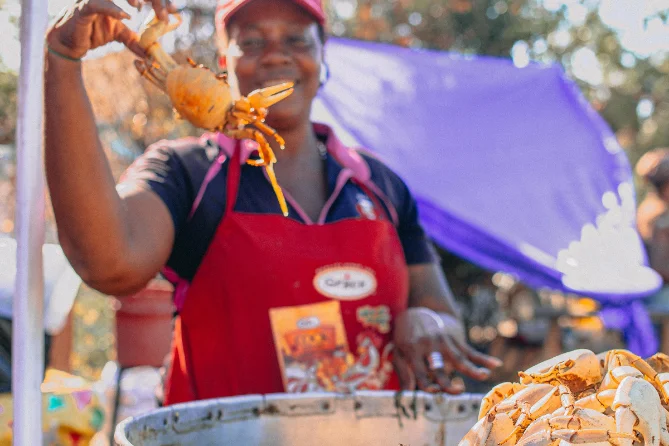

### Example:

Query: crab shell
xmin=165 ymin=65 xmax=234 ymax=130
xmin=519 ymin=349 xmax=602 ymax=394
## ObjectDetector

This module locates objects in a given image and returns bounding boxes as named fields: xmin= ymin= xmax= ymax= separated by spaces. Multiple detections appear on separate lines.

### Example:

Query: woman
xmin=637 ymin=149 xmax=669 ymax=311
xmin=44 ymin=0 xmax=501 ymax=404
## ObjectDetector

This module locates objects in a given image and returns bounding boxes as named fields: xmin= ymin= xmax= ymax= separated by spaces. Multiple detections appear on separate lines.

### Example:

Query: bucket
xmin=114 ymin=278 xmax=175 ymax=368
xmin=114 ymin=391 xmax=481 ymax=446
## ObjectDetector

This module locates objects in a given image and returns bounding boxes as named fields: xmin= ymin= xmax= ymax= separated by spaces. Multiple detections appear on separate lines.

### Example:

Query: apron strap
xmin=225 ymin=142 xmax=243 ymax=215
xmin=164 ymin=137 xmax=243 ymax=313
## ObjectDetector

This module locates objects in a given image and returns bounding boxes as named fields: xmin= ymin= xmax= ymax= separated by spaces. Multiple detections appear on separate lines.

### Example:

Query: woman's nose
xmin=259 ymin=39 xmax=292 ymax=66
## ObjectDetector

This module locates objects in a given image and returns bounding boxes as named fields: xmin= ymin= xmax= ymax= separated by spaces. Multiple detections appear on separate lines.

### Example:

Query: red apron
xmin=163 ymin=129 xmax=410 ymax=405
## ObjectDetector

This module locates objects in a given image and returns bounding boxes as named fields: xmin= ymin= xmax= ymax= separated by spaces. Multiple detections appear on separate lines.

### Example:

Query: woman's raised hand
xmin=45 ymin=0 xmax=177 ymax=61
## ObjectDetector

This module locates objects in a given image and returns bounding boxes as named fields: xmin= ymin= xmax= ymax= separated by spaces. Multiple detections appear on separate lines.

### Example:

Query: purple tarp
xmin=312 ymin=37 xmax=663 ymax=356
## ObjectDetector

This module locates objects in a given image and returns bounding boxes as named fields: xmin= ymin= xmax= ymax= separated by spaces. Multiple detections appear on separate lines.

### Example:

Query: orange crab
xmin=133 ymin=12 xmax=294 ymax=216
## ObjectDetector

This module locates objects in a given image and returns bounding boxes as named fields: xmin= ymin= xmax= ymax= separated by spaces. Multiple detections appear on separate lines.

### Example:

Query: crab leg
xmin=227 ymin=110 xmax=288 ymax=154
xmin=522 ymin=407 xmax=617 ymax=440
xmin=133 ymin=60 xmax=168 ymax=92
xmin=459 ymin=410 xmax=517 ymax=446
xmin=137 ymin=12 xmax=182 ymax=72
xmin=491 ymin=384 xmax=556 ymax=417
xmin=605 ymin=350 xmax=669 ymax=405
xmin=574 ymin=389 xmax=616 ymax=412
xmin=502 ymin=386 xmax=572 ymax=444
xmin=479 ymin=383 xmax=527 ymax=419
xmin=518 ymin=359 xmax=575 ymax=385
xmin=264 ymin=163 xmax=287 ymax=216
xmin=612 ymin=376 xmax=669 ymax=446
xmin=239 ymin=128 xmax=277 ymax=166
xmin=647 ymin=353 xmax=669 ymax=373
xmin=226 ymin=127 xmax=288 ymax=216
xmin=598 ymin=366 xmax=643 ymax=392
xmin=251 ymin=120 xmax=287 ymax=150
xmin=516 ymin=428 xmax=636 ymax=446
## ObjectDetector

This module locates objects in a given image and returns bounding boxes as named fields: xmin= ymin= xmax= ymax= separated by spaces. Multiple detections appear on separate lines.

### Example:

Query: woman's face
xmin=224 ymin=0 xmax=324 ymax=130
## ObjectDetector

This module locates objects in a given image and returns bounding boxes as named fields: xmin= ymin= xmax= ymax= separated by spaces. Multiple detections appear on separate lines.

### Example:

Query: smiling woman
xmin=42 ymin=0 xmax=501 ymax=406
xmin=220 ymin=0 xmax=325 ymax=133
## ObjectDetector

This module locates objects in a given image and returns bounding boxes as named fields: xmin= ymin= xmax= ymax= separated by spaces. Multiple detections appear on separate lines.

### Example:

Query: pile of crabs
xmin=459 ymin=349 xmax=669 ymax=446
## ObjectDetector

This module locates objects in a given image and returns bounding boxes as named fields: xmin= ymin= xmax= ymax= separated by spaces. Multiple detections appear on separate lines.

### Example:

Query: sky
xmin=563 ymin=0 xmax=669 ymax=56
xmin=1 ymin=0 xmax=669 ymax=72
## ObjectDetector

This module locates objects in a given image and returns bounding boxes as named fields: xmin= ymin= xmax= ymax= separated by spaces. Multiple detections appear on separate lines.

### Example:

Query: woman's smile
xmin=258 ymin=78 xmax=300 ymax=89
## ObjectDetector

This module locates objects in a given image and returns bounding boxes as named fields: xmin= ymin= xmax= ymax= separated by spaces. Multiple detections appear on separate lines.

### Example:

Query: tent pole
xmin=13 ymin=0 xmax=48 ymax=442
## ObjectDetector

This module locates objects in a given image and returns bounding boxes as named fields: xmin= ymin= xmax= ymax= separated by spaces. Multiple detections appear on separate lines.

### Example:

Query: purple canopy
xmin=312 ymin=37 xmax=662 ymax=356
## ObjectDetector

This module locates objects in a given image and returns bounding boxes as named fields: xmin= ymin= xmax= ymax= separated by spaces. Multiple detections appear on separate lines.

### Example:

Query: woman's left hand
xmin=392 ymin=307 xmax=502 ymax=393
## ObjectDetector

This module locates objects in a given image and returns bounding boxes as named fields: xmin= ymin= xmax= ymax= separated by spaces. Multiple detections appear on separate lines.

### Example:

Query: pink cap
xmin=215 ymin=0 xmax=326 ymax=31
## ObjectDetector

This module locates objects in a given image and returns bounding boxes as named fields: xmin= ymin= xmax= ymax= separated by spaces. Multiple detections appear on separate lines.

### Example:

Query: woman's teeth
xmin=262 ymin=80 xmax=296 ymax=88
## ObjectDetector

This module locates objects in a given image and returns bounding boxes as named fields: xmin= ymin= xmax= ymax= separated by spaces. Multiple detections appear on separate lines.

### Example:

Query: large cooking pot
xmin=115 ymin=391 xmax=480 ymax=445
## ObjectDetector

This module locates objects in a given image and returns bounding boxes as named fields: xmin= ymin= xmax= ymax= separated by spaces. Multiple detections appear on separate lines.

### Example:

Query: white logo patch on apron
xmin=313 ymin=264 xmax=377 ymax=301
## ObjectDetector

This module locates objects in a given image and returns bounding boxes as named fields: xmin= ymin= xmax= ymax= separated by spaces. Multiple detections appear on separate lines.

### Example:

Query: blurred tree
xmin=0 ymin=71 xmax=17 ymax=146
xmin=78 ymin=0 xmax=669 ymax=182
xmin=331 ymin=0 xmax=668 ymax=167
xmin=1 ymin=0 xmax=668 ymax=159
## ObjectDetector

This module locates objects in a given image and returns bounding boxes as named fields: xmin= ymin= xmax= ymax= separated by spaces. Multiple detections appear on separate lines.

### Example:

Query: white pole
xmin=13 ymin=0 xmax=48 ymax=441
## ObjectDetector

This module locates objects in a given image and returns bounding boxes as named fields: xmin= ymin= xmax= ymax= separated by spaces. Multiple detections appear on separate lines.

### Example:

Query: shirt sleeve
xmin=118 ymin=138 xmax=211 ymax=237
xmin=363 ymin=154 xmax=438 ymax=265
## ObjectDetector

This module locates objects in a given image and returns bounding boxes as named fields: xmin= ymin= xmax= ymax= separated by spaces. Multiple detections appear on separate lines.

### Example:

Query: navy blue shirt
xmin=121 ymin=129 xmax=437 ymax=281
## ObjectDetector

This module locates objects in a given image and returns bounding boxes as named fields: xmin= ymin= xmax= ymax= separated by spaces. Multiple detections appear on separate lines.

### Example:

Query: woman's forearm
xmin=44 ymin=53 xmax=132 ymax=282
xmin=407 ymin=263 xmax=462 ymax=319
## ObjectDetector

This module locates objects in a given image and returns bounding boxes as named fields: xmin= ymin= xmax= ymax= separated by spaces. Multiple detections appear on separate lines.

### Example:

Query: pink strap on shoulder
xmin=215 ymin=132 xmax=236 ymax=157
xmin=189 ymin=152 xmax=227 ymax=221
xmin=162 ymin=266 xmax=189 ymax=312
xmin=217 ymin=132 xmax=258 ymax=161
xmin=328 ymin=143 xmax=371 ymax=183
xmin=188 ymin=133 xmax=258 ymax=221
xmin=316 ymin=168 xmax=354 ymax=224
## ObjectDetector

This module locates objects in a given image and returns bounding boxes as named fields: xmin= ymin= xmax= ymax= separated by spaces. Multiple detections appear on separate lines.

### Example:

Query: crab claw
xmin=247 ymin=82 xmax=294 ymax=109
xmin=139 ymin=11 xmax=183 ymax=48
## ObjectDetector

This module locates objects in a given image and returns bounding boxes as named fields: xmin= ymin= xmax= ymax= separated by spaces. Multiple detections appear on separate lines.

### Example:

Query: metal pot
xmin=115 ymin=391 xmax=481 ymax=445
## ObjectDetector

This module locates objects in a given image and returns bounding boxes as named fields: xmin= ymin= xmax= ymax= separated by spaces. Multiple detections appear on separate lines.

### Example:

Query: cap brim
xmin=220 ymin=0 xmax=326 ymax=26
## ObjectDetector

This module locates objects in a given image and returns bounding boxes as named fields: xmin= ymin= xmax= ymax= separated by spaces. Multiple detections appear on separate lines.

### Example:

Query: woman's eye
xmin=239 ymin=38 xmax=265 ymax=52
xmin=286 ymin=35 xmax=310 ymax=49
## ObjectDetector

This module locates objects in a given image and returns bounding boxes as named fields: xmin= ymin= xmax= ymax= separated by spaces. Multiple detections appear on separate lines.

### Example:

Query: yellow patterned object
xmin=0 ymin=369 xmax=104 ymax=446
